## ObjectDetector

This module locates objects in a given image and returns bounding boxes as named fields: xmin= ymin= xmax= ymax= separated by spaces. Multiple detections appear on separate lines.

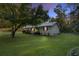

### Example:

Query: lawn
xmin=0 ymin=32 xmax=79 ymax=56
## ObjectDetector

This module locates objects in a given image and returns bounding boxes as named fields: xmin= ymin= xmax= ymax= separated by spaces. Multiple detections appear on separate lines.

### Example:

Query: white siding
xmin=39 ymin=24 xmax=60 ymax=36
xmin=48 ymin=25 xmax=60 ymax=35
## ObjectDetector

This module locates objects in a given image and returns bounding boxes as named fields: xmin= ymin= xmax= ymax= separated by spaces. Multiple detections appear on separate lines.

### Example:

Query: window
xmin=44 ymin=26 xmax=48 ymax=32
xmin=32 ymin=28 xmax=35 ymax=32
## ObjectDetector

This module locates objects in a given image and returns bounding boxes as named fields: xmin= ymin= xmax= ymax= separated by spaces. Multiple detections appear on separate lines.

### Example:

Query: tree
xmin=67 ymin=4 xmax=79 ymax=32
xmin=54 ymin=4 xmax=67 ymax=32
xmin=49 ymin=17 xmax=55 ymax=22
xmin=0 ymin=3 xmax=32 ymax=39
xmin=31 ymin=4 xmax=49 ymax=25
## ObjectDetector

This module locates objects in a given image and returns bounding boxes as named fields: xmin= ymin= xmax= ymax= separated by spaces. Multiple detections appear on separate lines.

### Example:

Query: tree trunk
xmin=11 ymin=30 xmax=16 ymax=39
xmin=11 ymin=24 xmax=22 ymax=39
xmin=11 ymin=25 xmax=16 ymax=39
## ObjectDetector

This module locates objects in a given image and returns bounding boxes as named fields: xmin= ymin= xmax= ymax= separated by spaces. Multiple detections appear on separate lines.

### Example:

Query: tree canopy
xmin=31 ymin=4 xmax=49 ymax=25
xmin=54 ymin=4 xmax=67 ymax=32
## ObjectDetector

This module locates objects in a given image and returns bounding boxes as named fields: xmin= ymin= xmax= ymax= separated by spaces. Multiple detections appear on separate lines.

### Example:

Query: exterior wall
xmin=40 ymin=27 xmax=48 ymax=35
xmin=39 ymin=24 xmax=60 ymax=36
xmin=48 ymin=25 xmax=60 ymax=35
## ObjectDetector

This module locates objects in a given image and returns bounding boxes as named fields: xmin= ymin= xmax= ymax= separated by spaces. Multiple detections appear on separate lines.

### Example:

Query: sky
xmin=32 ymin=3 xmax=71 ymax=18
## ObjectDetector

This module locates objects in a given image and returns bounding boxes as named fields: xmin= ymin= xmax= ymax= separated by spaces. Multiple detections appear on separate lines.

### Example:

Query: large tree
xmin=0 ymin=3 xmax=32 ymax=39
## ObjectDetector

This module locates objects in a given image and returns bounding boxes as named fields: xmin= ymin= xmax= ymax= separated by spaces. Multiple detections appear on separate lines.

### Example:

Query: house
xmin=37 ymin=21 xmax=60 ymax=35
xmin=22 ymin=25 xmax=38 ymax=34
xmin=23 ymin=22 xmax=60 ymax=36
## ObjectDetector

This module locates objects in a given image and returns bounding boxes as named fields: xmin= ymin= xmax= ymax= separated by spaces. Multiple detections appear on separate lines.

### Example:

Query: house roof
xmin=38 ymin=22 xmax=57 ymax=27
xmin=23 ymin=21 xmax=57 ymax=28
xmin=23 ymin=25 xmax=33 ymax=28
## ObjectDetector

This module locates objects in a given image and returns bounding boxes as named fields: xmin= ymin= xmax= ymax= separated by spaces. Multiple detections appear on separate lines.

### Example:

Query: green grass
xmin=0 ymin=32 xmax=79 ymax=56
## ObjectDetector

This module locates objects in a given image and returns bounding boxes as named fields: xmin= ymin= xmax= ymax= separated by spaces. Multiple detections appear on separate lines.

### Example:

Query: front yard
xmin=0 ymin=32 xmax=79 ymax=56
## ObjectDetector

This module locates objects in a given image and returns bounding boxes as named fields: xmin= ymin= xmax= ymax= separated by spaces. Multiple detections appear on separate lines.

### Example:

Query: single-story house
xmin=37 ymin=22 xmax=60 ymax=36
xmin=22 ymin=21 xmax=60 ymax=35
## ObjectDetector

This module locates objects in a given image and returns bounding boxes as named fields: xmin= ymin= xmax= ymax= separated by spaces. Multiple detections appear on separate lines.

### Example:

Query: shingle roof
xmin=38 ymin=22 xmax=56 ymax=27
xmin=23 ymin=22 xmax=57 ymax=28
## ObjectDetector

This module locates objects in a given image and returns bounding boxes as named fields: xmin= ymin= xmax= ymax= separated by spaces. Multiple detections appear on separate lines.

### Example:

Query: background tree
xmin=54 ymin=4 xmax=67 ymax=32
xmin=49 ymin=17 xmax=55 ymax=22
xmin=67 ymin=4 xmax=79 ymax=32
xmin=0 ymin=19 xmax=11 ymax=28
xmin=31 ymin=4 xmax=49 ymax=25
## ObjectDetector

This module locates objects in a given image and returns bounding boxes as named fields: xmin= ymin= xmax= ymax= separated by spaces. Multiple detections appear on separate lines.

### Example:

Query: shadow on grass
xmin=0 ymin=33 xmax=20 ymax=44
